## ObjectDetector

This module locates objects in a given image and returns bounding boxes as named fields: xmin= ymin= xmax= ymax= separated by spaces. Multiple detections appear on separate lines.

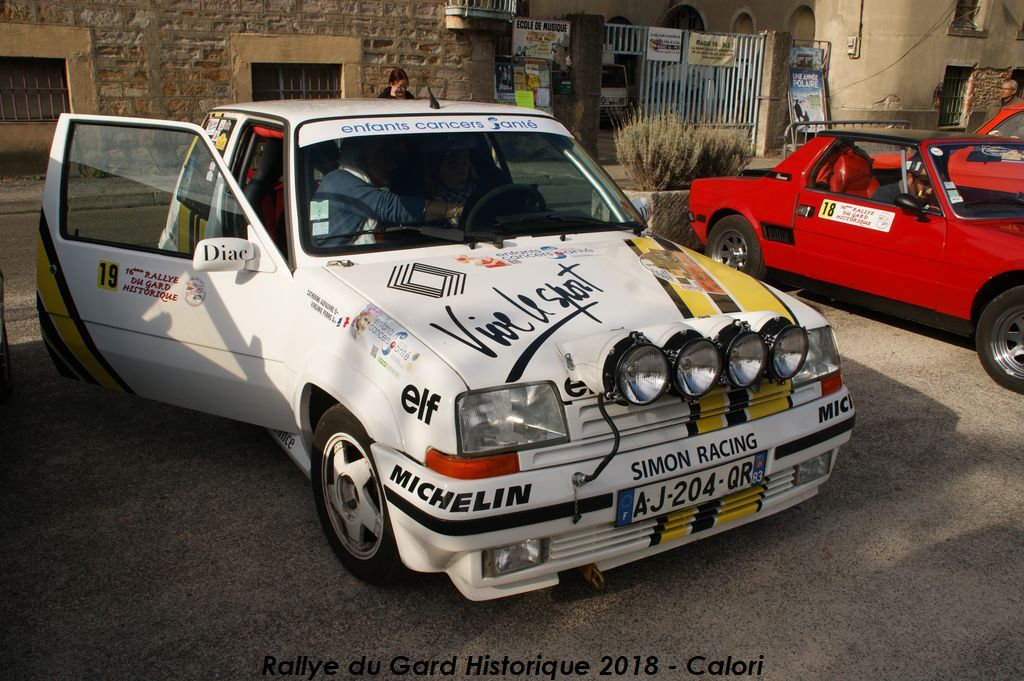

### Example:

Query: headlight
xmin=665 ymin=331 xmax=722 ymax=398
xmin=603 ymin=333 xmax=670 ymax=405
xmin=718 ymin=323 xmax=767 ymax=388
xmin=793 ymin=326 xmax=841 ymax=387
xmin=760 ymin=319 xmax=809 ymax=380
xmin=456 ymin=382 xmax=568 ymax=456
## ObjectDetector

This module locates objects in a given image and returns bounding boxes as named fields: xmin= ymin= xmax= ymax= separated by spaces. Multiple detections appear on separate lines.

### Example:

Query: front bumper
xmin=373 ymin=385 xmax=854 ymax=600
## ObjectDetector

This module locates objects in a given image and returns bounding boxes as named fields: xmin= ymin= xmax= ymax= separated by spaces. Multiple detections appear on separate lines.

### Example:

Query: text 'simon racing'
xmin=38 ymin=99 xmax=854 ymax=599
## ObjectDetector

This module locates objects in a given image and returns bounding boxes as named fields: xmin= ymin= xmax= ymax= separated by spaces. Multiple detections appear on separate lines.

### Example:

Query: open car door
xmin=38 ymin=114 xmax=297 ymax=431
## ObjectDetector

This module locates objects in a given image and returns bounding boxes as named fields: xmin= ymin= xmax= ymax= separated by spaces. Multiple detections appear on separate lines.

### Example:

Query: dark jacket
xmin=311 ymin=167 xmax=425 ymax=247
xmin=378 ymin=87 xmax=415 ymax=100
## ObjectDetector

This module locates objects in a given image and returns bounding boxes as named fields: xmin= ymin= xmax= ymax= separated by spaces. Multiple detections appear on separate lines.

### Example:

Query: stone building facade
xmin=535 ymin=0 xmax=1024 ymax=130
xmin=0 ymin=0 xmax=501 ymax=173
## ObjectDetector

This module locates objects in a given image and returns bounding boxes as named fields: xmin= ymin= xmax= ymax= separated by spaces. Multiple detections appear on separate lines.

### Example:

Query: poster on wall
xmin=789 ymin=67 xmax=826 ymax=129
xmin=513 ymin=17 xmax=572 ymax=70
xmin=646 ymin=27 xmax=682 ymax=62
xmin=495 ymin=61 xmax=515 ymax=103
xmin=687 ymin=32 xmax=737 ymax=67
xmin=511 ymin=57 xmax=553 ymax=114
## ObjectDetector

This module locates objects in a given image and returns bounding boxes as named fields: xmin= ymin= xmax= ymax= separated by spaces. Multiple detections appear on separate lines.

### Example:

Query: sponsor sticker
xmin=184 ymin=278 xmax=206 ymax=307
xmin=454 ymin=246 xmax=596 ymax=267
xmin=639 ymin=249 xmax=725 ymax=294
xmin=299 ymin=115 xmax=568 ymax=147
xmin=351 ymin=304 xmax=422 ymax=377
xmin=818 ymin=199 xmax=895 ymax=232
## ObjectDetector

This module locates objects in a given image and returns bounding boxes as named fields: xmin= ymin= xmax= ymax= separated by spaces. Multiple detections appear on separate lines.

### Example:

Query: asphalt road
xmin=2 ymin=208 xmax=1023 ymax=680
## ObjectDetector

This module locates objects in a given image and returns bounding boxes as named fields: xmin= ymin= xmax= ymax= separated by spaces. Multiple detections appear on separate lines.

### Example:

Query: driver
xmin=871 ymin=156 xmax=934 ymax=209
xmin=311 ymin=136 xmax=462 ymax=246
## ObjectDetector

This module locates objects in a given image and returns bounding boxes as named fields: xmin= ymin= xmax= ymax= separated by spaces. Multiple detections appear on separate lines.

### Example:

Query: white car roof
xmin=212 ymin=98 xmax=553 ymax=124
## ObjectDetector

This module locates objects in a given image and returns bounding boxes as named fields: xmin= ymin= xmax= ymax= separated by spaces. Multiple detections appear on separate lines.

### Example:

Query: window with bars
xmin=0 ymin=57 xmax=70 ymax=122
xmin=951 ymin=0 xmax=981 ymax=30
xmin=938 ymin=65 xmax=972 ymax=127
xmin=251 ymin=63 xmax=340 ymax=101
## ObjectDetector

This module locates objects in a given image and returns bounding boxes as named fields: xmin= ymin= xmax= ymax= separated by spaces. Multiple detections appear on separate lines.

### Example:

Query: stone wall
xmin=1 ymin=0 xmax=483 ymax=123
xmin=968 ymin=67 xmax=1018 ymax=116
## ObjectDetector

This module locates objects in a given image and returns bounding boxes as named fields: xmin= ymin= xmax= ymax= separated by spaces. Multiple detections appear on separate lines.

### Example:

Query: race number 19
xmin=97 ymin=261 xmax=119 ymax=291
xmin=819 ymin=200 xmax=838 ymax=218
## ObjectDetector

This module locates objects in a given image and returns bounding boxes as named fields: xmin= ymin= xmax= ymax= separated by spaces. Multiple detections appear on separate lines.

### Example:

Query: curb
xmin=0 ymin=200 xmax=42 ymax=216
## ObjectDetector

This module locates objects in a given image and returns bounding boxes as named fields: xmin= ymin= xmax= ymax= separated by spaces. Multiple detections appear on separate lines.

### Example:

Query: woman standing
xmin=379 ymin=68 xmax=414 ymax=99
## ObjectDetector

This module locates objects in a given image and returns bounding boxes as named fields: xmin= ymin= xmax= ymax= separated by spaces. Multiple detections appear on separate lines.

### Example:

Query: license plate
xmin=615 ymin=452 xmax=767 ymax=526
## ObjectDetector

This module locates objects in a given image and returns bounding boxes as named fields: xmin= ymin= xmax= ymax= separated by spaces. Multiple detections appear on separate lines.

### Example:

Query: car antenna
xmin=427 ymin=87 xmax=440 ymax=110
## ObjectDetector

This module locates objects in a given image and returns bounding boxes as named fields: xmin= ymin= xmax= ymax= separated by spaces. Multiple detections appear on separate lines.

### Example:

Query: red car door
xmin=790 ymin=178 xmax=946 ymax=311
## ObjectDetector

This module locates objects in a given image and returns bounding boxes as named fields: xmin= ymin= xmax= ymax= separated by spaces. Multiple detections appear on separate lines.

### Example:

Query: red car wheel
xmin=708 ymin=216 xmax=766 ymax=280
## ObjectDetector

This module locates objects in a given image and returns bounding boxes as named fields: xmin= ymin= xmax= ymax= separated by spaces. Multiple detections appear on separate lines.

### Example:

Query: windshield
xmin=930 ymin=142 xmax=1024 ymax=219
xmin=296 ymin=122 xmax=641 ymax=254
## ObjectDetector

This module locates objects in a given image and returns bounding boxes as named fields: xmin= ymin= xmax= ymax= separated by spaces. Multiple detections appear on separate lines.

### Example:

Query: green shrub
xmin=614 ymin=112 xmax=752 ymax=191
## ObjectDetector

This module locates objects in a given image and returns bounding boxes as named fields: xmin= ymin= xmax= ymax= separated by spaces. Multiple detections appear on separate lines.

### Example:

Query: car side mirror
xmin=894 ymin=193 xmax=925 ymax=215
xmin=193 ymin=236 xmax=273 ymax=272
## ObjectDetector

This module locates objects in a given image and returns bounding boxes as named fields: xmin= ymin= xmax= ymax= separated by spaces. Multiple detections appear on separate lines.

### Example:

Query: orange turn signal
xmin=425 ymin=448 xmax=520 ymax=479
xmin=820 ymin=372 xmax=843 ymax=397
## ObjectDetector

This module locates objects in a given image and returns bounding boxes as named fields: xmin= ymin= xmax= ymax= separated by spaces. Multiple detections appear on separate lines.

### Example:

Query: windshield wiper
xmin=378 ymin=224 xmax=466 ymax=242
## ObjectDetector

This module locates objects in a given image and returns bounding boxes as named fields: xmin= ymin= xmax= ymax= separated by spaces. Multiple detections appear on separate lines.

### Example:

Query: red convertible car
xmin=689 ymin=129 xmax=1024 ymax=393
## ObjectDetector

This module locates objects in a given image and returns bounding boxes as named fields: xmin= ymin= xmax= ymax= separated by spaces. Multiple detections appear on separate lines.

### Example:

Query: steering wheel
xmin=460 ymin=183 xmax=546 ymax=230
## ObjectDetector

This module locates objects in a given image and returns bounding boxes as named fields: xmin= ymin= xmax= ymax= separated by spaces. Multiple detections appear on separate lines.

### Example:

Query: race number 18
xmin=97 ymin=261 xmax=119 ymax=291
xmin=819 ymin=200 xmax=838 ymax=218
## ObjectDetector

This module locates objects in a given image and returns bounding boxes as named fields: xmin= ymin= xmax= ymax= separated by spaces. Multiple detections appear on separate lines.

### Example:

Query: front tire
xmin=708 ymin=215 xmax=766 ymax=279
xmin=312 ymin=405 xmax=405 ymax=583
xmin=976 ymin=286 xmax=1024 ymax=394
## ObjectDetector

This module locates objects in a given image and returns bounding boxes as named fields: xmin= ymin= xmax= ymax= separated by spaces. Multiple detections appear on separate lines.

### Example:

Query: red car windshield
xmin=930 ymin=142 xmax=1024 ymax=219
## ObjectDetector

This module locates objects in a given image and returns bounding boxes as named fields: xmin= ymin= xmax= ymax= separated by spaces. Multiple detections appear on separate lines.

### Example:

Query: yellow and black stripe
xmin=649 ymin=484 xmax=766 ymax=546
xmin=37 ymin=215 xmax=133 ymax=393
xmin=652 ymin=235 xmax=741 ymax=313
xmin=678 ymin=379 xmax=794 ymax=439
xmin=627 ymin=236 xmax=795 ymax=322
xmin=624 ymin=238 xmax=694 ymax=319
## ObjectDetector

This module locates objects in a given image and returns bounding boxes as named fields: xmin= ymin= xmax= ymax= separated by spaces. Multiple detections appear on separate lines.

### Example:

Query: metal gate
xmin=605 ymin=25 xmax=765 ymax=143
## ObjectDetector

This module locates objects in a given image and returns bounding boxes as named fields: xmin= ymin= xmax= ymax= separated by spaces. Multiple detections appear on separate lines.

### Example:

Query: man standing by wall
xmin=988 ymin=79 xmax=1023 ymax=120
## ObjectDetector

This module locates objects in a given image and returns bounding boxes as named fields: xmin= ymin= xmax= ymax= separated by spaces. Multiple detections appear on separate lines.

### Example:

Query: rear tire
xmin=312 ymin=405 xmax=405 ymax=583
xmin=976 ymin=286 xmax=1024 ymax=394
xmin=708 ymin=215 xmax=766 ymax=280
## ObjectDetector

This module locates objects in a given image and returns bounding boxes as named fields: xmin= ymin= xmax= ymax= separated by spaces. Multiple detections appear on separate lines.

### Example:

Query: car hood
xmin=326 ymin=233 xmax=810 ymax=398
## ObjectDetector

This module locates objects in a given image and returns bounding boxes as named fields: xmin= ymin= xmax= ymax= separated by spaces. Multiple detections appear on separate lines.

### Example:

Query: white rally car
xmin=38 ymin=99 xmax=854 ymax=600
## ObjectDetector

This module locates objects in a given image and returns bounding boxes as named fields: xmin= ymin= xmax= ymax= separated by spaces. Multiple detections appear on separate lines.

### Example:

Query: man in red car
xmin=870 ymin=157 xmax=934 ymax=209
